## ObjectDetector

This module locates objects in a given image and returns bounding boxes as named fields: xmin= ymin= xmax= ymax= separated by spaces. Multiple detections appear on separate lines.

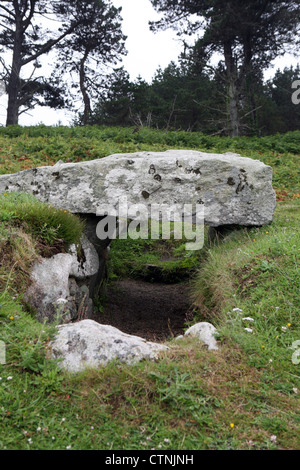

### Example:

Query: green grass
xmin=0 ymin=192 xmax=84 ymax=247
xmin=0 ymin=192 xmax=85 ymax=297
xmin=0 ymin=126 xmax=299 ymax=450
xmin=191 ymin=200 xmax=300 ymax=369
xmin=106 ymin=221 xmax=207 ymax=283
xmin=0 ymin=126 xmax=299 ymax=194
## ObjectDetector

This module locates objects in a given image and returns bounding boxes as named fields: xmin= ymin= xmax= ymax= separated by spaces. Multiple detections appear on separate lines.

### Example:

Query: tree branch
xmin=22 ymin=0 xmax=36 ymax=32
xmin=0 ymin=3 xmax=16 ymax=18
xmin=0 ymin=56 xmax=11 ymax=75
xmin=21 ymin=20 xmax=81 ymax=66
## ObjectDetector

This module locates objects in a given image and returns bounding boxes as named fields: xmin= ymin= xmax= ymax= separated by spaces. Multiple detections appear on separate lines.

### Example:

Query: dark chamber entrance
xmin=92 ymin=279 xmax=193 ymax=342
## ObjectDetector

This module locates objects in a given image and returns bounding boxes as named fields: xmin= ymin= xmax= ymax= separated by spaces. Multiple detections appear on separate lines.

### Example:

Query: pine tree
xmin=0 ymin=0 xmax=125 ymax=125
xmin=150 ymin=0 xmax=300 ymax=136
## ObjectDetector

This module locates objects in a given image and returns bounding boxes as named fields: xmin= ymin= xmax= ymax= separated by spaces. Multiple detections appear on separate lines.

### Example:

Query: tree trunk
xmin=79 ymin=51 xmax=92 ymax=126
xmin=243 ymin=38 xmax=257 ymax=131
xmin=4 ymin=0 xmax=81 ymax=126
xmin=224 ymin=41 xmax=240 ymax=137
xmin=227 ymin=79 xmax=240 ymax=137
xmin=6 ymin=21 xmax=23 ymax=126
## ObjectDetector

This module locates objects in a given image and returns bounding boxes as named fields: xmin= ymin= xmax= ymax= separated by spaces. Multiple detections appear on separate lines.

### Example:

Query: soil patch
xmin=92 ymin=279 xmax=193 ymax=342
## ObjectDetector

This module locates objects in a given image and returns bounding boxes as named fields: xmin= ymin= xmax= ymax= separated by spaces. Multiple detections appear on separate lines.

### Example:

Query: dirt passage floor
xmin=92 ymin=279 xmax=193 ymax=342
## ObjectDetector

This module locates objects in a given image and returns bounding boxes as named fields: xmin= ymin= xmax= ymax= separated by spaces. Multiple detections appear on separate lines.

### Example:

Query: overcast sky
xmin=0 ymin=0 xmax=298 ymax=126
xmin=111 ymin=0 xmax=186 ymax=81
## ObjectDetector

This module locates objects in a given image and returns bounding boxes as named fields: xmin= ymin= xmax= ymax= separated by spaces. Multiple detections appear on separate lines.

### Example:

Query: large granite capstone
xmin=0 ymin=150 xmax=276 ymax=226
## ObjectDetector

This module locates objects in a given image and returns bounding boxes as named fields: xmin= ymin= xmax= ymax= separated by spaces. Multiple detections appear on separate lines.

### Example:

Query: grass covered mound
xmin=0 ymin=192 xmax=84 ymax=246
xmin=0 ymin=127 xmax=299 ymax=450
xmin=0 ymin=192 xmax=85 ymax=296
xmin=191 ymin=201 xmax=300 ymax=369
xmin=0 ymin=126 xmax=299 ymax=195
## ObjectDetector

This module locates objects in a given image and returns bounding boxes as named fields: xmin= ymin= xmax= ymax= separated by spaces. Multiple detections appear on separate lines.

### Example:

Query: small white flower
xmin=164 ymin=438 xmax=170 ymax=443
xmin=91 ymin=426 xmax=94 ymax=430
xmin=293 ymin=387 xmax=298 ymax=394
xmin=7 ymin=376 xmax=12 ymax=380
xmin=66 ymin=445 xmax=71 ymax=450
xmin=233 ymin=308 xmax=243 ymax=312
xmin=61 ymin=417 xmax=66 ymax=423
xmin=270 ymin=435 xmax=277 ymax=443
xmin=244 ymin=328 xmax=253 ymax=333
xmin=37 ymin=427 xmax=41 ymax=432
xmin=52 ymin=436 xmax=55 ymax=440
xmin=269 ymin=359 xmax=273 ymax=363
xmin=281 ymin=326 xmax=287 ymax=332
xmin=28 ymin=438 xmax=33 ymax=444
xmin=242 ymin=317 xmax=255 ymax=322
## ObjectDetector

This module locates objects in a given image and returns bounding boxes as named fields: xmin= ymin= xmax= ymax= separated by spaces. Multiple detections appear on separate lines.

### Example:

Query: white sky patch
xmin=111 ymin=0 xmax=184 ymax=82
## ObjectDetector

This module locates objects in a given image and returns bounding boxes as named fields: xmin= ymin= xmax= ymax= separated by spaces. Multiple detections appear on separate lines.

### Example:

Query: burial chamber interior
xmin=80 ymin=214 xmax=253 ymax=342
xmin=80 ymin=213 xmax=198 ymax=342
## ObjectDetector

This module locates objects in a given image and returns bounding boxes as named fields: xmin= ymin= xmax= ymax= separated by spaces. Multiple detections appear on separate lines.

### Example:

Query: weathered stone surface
xmin=25 ymin=236 xmax=100 ymax=323
xmin=50 ymin=319 xmax=169 ymax=372
xmin=24 ymin=253 xmax=73 ymax=323
xmin=0 ymin=150 xmax=276 ymax=226
xmin=67 ymin=279 xmax=94 ymax=322
xmin=184 ymin=322 xmax=219 ymax=350
xmin=69 ymin=236 xmax=99 ymax=280
xmin=74 ymin=215 xmax=111 ymax=299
